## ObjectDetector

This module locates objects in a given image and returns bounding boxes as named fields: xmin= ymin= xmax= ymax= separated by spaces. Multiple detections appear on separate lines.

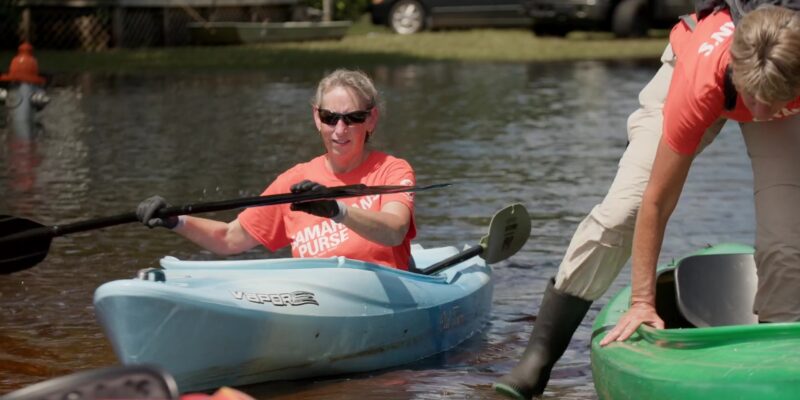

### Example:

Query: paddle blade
xmin=0 ymin=364 xmax=179 ymax=400
xmin=480 ymin=203 xmax=531 ymax=264
xmin=0 ymin=215 xmax=52 ymax=274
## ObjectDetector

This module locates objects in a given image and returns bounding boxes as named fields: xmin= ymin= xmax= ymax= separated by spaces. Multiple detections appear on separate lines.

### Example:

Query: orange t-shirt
xmin=237 ymin=151 xmax=416 ymax=270
xmin=664 ymin=10 xmax=800 ymax=155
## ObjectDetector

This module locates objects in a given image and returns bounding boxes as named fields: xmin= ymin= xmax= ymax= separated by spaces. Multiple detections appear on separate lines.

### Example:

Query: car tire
xmin=612 ymin=0 xmax=650 ymax=38
xmin=389 ymin=0 xmax=426 ymax=35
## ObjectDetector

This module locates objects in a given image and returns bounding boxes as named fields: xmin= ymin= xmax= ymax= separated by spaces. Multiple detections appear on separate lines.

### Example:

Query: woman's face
xmin=313 ymin=86 xmax=377 ymax=171
xmin=741 ymin=92 xmax=788 ymax=120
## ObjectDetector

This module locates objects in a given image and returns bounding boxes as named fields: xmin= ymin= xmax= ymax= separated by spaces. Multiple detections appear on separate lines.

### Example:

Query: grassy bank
xmin=1 ymin=18 xmax=669 ymax=72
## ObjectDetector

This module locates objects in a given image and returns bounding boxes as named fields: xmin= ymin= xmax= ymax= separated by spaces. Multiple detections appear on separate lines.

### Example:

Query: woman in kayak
xmin=600 ymin=5 xmax=800 ymax=343
xmin=136 ymin=69 xmax=417 ymax=271
xmin=495 ymin=4 xmax=800 ymax=399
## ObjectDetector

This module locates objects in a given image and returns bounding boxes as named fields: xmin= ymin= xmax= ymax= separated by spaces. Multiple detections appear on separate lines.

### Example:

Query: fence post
xmin=113 ymin=6 xmax=124 ymax=48
xmin=322 ymin=0 xmax=331 ymax=22
xmin=20 ymin=7 xmax=31 ymax=43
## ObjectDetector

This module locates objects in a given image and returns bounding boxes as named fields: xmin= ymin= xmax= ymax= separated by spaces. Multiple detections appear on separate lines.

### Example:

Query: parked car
xmin=523 ymin=0 xmax=694 ymax=37
xmin=370 ymin=0 xmax=532 ymax=35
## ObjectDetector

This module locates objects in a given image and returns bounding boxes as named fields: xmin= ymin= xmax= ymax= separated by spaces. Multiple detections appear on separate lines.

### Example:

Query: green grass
xmin=0 ymin=15 xmax=669 ymax=72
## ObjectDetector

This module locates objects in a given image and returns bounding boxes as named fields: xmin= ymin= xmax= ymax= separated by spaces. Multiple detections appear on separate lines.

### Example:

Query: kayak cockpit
xmin=146 ymin=244 xmax=483 ymax=287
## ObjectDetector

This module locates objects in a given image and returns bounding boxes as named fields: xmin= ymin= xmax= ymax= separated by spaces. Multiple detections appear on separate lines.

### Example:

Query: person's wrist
xmin=170 ymin=215 xmax=185 ymax=230
xmin=332 ymin=201 xmax=347 ymax=223
xmin=630 ymin=299 xmax=655 ymax=308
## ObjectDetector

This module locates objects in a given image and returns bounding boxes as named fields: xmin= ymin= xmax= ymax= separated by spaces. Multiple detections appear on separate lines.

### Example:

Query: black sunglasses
xmin=317 ymin=108 xmax=372 ymax=126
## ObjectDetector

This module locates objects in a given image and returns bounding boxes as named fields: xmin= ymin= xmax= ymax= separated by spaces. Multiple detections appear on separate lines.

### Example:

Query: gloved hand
xmin=289 ymin=180 xmax=345 ymax=221
xmin=137 ymin=195 xmax=180 ymax=229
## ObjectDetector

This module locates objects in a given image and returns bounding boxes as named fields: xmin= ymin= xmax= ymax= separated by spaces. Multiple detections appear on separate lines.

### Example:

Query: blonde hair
xmin=311 ymin=69 xmax=379 ymax=110
xmin=730 ymin=5 xmax=800 ymax=104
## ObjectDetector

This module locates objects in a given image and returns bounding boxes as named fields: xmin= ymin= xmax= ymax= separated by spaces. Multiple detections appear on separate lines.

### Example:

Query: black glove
xmin=136 ymin=195 xmax=180 ymax=229
xmin=289 ymin=180 xmax=343 ymax=219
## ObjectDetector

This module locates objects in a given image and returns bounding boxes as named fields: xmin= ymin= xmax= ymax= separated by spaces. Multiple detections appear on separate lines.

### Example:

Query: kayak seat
xmin=674 ymin=253 xmax=758 ymax=327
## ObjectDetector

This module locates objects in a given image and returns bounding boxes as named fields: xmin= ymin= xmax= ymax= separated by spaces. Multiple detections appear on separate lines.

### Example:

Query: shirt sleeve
xmin=380 ymin=157 xmax=416 ymax=213
xmin=663 ymin=32 xmax=728 ymax=155
xmin=237 ymin=174 xmax=293 ymax=252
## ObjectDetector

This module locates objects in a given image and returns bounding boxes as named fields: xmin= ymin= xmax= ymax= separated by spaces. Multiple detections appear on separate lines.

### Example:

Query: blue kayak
xmin=93 ymin=244 xmax=493 ymax=392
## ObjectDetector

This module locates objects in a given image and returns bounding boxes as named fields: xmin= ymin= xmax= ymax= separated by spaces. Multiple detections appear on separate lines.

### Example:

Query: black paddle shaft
xmin=0 ymin=183 xmax=449 ymax=274
xmin=421 ymin=245 xmax=483 ymax=276
xmin=2 ymin=183 xmax=447 ymax=242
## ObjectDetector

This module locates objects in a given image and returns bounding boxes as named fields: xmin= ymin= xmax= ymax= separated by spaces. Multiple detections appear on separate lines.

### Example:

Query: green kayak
xmin=591 ymin=243 xmax=800 ymax=400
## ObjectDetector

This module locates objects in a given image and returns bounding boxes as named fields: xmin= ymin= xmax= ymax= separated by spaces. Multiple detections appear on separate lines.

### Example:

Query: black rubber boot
xmin=493 ymin=278 xmax=592 ymax=399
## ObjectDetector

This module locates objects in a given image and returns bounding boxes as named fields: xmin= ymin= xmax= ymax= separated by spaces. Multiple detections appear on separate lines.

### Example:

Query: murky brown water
xmin=0 ymin=61 xmax=754 ymax=398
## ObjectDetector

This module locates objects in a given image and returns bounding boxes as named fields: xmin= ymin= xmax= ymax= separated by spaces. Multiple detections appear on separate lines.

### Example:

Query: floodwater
xmin=0 ymin=61 xmax=755 ymax=399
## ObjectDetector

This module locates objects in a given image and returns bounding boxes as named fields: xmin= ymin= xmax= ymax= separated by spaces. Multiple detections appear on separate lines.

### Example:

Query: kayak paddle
xmin=0 ymin=365 xmax=179 ymax=400
xmin=422 ymin=203 xmax=530 ymax=275
xmin=0 ymin=183 xmax=449 ymax=274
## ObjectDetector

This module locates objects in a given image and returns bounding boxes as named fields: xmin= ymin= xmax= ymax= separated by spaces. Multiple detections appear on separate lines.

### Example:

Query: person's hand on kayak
xmin=137 ymin=195 xmax=180 ymax=229
xmin=290 ymin=180 xmax=347 ymax=222
xmin=599 ymin=301 xmax=664 ymax=346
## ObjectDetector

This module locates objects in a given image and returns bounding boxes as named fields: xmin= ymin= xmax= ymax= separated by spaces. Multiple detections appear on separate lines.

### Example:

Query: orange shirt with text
xmin=664 ymin=10 xmax=800 ymax=155
xmin=237 ymin=151 xmax=416 ymax=270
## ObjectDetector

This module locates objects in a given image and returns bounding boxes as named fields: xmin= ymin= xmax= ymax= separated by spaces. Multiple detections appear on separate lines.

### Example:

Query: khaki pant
xmin=742 ymin=116 xmax=800 ymax=321
xmin=554 ymin=44 xmax=800 ymax=321
xmin=554 ymin=45 xmax=722 ymax=299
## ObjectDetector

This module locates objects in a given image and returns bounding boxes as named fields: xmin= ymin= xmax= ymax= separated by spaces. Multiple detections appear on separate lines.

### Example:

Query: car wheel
xmin=612 ymin=0 xmax=650 ymax=38
xmin=389 ymin=0 xmax=426 ymax=35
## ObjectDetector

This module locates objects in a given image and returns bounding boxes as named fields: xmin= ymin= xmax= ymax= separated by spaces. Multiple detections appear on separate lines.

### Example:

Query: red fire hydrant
xmin=0 ymin=42 xmax=49 ymax=138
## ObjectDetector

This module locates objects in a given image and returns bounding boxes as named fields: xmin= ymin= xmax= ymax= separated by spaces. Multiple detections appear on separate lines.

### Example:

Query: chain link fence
xmin=2 ymin=0 xmax=307 ymax=51
xmin=1 ymin=2 xmax=22 ymax=49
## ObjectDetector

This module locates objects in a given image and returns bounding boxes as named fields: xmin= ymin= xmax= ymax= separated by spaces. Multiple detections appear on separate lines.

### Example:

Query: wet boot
xmin=493 ymin=278 xmax=592 ymax=399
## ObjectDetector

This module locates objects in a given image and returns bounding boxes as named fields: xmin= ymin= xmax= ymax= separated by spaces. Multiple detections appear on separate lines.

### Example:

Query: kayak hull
xmin=591 ymin=243 xmax=800 ymax=400
xmin=94 ymin=245 xmax=492 ymax=391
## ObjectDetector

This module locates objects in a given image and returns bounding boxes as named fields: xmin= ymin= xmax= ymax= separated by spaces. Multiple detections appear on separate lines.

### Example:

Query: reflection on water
xmin=5 ymin=136 xmax=42 ymax=194
xmin=0 ymin=61 xmax=754 ymax=398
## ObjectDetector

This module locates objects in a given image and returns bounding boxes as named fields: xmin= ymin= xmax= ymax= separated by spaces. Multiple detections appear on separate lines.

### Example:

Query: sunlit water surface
xmin=0 ymin=61 xmax=754 ymax=399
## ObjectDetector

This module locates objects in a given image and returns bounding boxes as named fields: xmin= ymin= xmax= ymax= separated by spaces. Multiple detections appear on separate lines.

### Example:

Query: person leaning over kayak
xmin=599 ymin=5 xmax=800 ymax=344
xmin=136 ymin=69 xmax=417 ymax=271
xmin=494 ymin=2 xmax=800 ymax=399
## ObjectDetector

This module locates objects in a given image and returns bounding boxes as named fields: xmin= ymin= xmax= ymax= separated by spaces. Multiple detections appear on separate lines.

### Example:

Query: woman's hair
xmin=730 ymin=5 xmax=800 ymax=104
xmin=311 ymin=69 xmax=379 ymax=111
